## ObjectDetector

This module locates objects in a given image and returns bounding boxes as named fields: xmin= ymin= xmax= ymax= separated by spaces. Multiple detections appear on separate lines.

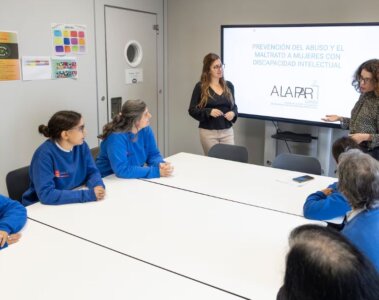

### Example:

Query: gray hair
xmin=338 ymin=149 xmax=379 ymax=209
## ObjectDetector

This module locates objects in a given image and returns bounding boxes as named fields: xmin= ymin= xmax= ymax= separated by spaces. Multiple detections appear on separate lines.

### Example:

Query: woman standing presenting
xmin=323 ymin=59 xmax=379 ymax=159
xmin=189 ymin=53 xmax=238 ymax=155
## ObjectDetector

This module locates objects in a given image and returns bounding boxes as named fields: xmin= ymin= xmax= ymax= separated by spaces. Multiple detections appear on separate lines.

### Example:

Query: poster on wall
xmin=51 ymin=57 xmax=78 ymax=79
xmin=21 ymin=56 xmax=51 ymax=80
xmin=0 ymin=31 xmax=20 ymax=81
xmin=51 ymin=24 xmax=87 ymax=56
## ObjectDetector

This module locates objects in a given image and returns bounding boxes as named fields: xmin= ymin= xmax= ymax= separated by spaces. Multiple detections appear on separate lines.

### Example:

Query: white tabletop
xmin=27 ymin=177 xmax=321 ymax=300
xmin=0 ymin=220 xmax=243 ymax=300
xmin=147 ymin=152 xmax=336 ymax=216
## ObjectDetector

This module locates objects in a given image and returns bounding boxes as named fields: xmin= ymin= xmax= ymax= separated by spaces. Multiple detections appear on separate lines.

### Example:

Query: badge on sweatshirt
xmin=54 ymin=170 xmax=69 ymax=178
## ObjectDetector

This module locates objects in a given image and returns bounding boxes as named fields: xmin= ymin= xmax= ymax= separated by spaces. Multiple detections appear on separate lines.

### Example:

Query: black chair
xmin=272 ymin=153 xmax=322 ymax=175
xmin=6 ymin=166 xmax=30 ymax=202
xmin=90 ymin=146 xmax=100 ymax=161
xmin=208 ymin=144 xmax=249 ymax=163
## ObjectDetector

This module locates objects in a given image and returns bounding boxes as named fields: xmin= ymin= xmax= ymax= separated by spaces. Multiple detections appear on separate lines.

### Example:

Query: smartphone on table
xmin=292 ymin=175 xmax=314 ymax=183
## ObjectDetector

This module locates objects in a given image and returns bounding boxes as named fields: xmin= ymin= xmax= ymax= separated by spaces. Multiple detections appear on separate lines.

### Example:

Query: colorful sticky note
xmin=79 ymin=38 xmax=85 ymax=45
xmin=63 ymin=31 xmax=70 ymax=37
xmin=54 ymin=37 xmax=63 ymax=45
xmin=80 ymin=46 xmax=86 ymax=52
xmin=70 ymin=31 xmax=78 ymax=37
xmin=78 ymin=31 xmax=85 ymax=38
xmin=54 ymin=30 xmax=62 ymax=37
xmin=55 ymin=45 xmax=64 ymax=53
xmin=71 ymin=45 xmax=79 ymax=52
xmin=71 ymin=38 xmax=78 ymax=45
xmin=64 ymin=38 xmax=70 ymax=45
xmin=64 ymin=46 xmax=71 ymax=53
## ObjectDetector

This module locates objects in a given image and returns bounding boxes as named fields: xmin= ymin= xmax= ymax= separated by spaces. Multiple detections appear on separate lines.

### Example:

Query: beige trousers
xmin=199 ymin=127 xmax=235 ymax=155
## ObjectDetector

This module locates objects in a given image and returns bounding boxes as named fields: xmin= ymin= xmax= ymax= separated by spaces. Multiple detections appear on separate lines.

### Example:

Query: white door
xmin=104 ymin=6 xmax=158 ymax=135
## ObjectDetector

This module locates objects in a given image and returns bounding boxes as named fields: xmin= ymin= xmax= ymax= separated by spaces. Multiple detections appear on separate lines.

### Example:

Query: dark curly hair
xmin=352 ymin=59 xmax=379 ymax=93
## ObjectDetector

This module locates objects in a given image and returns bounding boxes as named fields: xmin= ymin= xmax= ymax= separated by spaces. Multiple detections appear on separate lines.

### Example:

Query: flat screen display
xmin=221 ymin=23 xmax=379 ymax=127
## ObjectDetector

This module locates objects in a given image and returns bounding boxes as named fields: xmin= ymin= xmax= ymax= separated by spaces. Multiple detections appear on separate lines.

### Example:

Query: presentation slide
xmin=222 ymin=24 xmax=379 ymax=127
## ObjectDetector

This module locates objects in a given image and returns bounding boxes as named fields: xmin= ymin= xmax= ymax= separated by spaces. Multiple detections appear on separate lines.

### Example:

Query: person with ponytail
xmin=189 ymin=53 xmax=238 ymax=155
xmin=22 ymin=111 xmax=105 ymax=206
xmin=96 ymin=99 xmax=172 ymax=179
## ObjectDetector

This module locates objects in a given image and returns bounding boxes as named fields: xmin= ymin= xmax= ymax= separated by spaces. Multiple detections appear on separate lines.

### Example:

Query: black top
xmin=188 ymin=81 xmax=238 ymax=130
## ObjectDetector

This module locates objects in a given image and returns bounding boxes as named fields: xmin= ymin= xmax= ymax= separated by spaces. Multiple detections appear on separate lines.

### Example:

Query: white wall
xmin=166 ymin=0 xmax=379 ymax=165
xmin=0 ymin=0 xmax=164 ymax=196
xmin=0 ymin=0 xmax=99 ymax=195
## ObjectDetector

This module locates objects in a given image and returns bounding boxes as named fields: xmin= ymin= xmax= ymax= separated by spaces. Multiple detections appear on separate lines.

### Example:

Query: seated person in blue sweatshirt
xmin=0 ymin=194 xmax=27 ymax=250
xmin=303 ymin=137 xmax=359 ymax=220
xmin=338 ymin=149 xmax=379 ymax=272
xmin=22 ymin=111 xmax=105 ymax=206
xmin=96 ymin=99 xmax=173 ymax=179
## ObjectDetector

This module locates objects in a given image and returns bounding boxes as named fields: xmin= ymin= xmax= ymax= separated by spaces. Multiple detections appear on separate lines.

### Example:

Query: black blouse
xmin=188 ymin=81 xmax=238 ymax=130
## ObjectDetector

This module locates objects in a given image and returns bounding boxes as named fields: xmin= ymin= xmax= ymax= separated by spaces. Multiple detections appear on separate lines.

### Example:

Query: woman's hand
xmin=7 ymin=233 xmax=21 ymax=245
xmin=349 ymin=133 xmax=371 ymax=144
xmin=0 ymin=230 xmax=9 ymax=247
xmin=224 ymin=111 xmax=235 ymax=121
xmin=322 ymin=115 xmax=342 ymax=122
xmin=321 ymin=188 xmax=333 ymax=196
xmin=160 ymin=162 xmax=174 ymax=177
xmin=210 ymin=109 xmax=224 ymax=118
xmin=94 ymin=186 xmax=106 ymax=201
xmin=0 ymin=231 xmax=22 ymax=247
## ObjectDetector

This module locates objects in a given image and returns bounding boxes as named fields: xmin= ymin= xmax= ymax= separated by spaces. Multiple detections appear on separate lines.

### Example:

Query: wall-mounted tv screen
xmin=221 ymin=23 xmax=379 ymax=127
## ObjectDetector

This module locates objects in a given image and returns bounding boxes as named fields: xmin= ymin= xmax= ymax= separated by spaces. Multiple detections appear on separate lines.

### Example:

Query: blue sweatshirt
xmin=96 ymin=126 xmax=164 ymax=179
xmin=342 ymin=207 xmax=379 ymax=272
xmin=22 ymin=140 xmax=104 ymax=206
xmin=0 ymin=194 xmax=27 ymax=250
xmin=303 ymin=182 xmax=351 ymax=220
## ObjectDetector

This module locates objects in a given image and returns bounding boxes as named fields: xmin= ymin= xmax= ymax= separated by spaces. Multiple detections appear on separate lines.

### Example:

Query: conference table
xmin=4 ymin=152 xmax=328 ymax=300
xmin=0 ymin=220 xmax=241 ymax=300
xmin=149 ymin=152 xmax=337 ymax=217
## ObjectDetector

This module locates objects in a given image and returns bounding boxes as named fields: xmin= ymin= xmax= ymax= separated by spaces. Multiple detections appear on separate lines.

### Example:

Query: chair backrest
xmin=6 ymin=166 xmax=30 ymax=202
xmin=90 ymin=146 xmax=100 ymax=161
xmin=271 ymin=153 xmax=322 ymax=175
xmin=208 ymin=144 xmax=249 ymax=163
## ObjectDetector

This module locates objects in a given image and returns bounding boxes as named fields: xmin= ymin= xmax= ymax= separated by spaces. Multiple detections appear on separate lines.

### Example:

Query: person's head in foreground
xmin=277 ymin=224 xmax=379 ymax=300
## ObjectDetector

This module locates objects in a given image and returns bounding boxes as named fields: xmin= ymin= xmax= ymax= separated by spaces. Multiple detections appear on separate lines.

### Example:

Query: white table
xmin=0 ymin=220 xmax=243 ymax=300
xmin=147 ymin=152 xmax=336 ymax=216
xmin=27 ymin=177 xmax=321 ymax=300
